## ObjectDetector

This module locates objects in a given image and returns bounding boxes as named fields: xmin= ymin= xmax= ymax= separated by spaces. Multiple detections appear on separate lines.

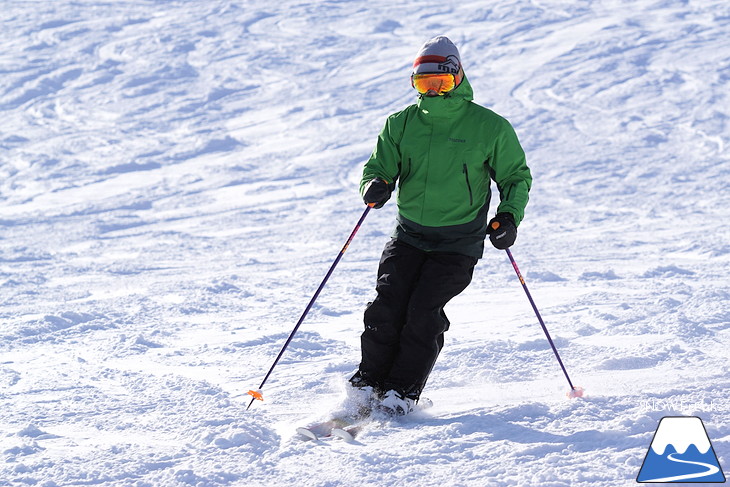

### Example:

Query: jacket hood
xmin=416 ymin=73 xmax=474 ymax=118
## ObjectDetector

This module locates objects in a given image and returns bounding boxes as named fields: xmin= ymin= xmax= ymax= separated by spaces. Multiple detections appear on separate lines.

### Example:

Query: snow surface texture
xmin=1 ymin=0 xmax=729 ymax=486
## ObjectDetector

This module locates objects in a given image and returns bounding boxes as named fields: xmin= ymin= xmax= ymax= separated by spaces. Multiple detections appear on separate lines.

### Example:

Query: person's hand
xmin=487 ymin=213 xmax=517 ymax=249
xmin=363 ymin=178 xmax=391 ymax=208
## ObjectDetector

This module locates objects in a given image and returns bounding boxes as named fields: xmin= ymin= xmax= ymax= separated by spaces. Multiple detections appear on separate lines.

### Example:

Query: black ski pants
xmin=358 ymin=239 xmax=477 ymax=399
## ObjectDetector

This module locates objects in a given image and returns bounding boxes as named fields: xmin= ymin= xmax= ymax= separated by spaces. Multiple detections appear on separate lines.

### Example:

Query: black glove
xmin=487 ymin=212 xmax=517 ymax=249
xmin=362 ymin=177 xmax=391 ymax=209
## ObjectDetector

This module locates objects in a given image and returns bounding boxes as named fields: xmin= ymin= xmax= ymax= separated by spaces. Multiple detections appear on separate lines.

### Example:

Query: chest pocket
xmin=461 ymin=148 xmax=490 ymax=205
xmin=462 ymin=163 xmax=474 ymax=206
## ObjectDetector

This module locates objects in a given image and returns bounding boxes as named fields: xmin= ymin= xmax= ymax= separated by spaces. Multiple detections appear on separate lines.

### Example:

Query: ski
xmin=296 ymin=416 xmax=362 ymax=441
xmin=296 ymin=397 xmax=433 ymax=442
xmin=295 ymin=426 xmax=319 ymax=441
xmin=331 ymin=424 xmax=363 ymax=442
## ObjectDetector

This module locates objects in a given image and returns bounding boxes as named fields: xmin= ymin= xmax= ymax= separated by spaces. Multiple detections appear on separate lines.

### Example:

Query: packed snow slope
xmin=1 ymin=0 xmax=729 ymax=486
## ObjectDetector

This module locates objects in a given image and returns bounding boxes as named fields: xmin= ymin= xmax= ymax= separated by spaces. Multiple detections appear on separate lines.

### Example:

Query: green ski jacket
xmin=361 ymin=75 xmax=532 ymax=258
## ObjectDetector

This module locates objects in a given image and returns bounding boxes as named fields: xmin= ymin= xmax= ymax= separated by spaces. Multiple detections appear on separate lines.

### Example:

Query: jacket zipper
xmin=463 ymin=163 xmax=473 ymax=206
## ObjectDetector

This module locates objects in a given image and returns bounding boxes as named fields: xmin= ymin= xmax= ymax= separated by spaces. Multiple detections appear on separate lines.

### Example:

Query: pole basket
xmin=247 ymin=389 xmax=264 ymax=402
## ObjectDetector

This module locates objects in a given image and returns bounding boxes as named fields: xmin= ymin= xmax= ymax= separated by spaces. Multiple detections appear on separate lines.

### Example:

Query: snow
xmin=1 ymin=0 xmax=728 ymax=486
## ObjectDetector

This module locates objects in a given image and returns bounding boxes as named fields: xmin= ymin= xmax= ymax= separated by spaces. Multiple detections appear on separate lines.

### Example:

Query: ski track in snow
xmin=1 ymin=1 xmax=729 ymax=486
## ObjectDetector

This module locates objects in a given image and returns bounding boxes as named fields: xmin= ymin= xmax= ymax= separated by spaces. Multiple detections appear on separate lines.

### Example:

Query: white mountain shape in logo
xmin=438 ymin=55 xmax=460 ymax=74
xmin=650 ymin=417 xmax=711 ymax=455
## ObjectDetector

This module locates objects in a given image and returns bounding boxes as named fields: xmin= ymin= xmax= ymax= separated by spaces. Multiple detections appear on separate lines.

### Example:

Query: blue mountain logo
xmin=637 ymin=416 xmax=726 ymax=483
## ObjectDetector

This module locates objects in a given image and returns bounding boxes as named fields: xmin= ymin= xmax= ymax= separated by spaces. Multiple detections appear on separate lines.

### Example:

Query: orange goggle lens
xmin=412 ymin=73 xmax=457 ymax=95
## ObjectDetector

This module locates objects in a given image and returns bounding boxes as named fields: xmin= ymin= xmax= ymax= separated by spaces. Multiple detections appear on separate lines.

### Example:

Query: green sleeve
xmin=360 ymin=116 xmax=402 ymax=196
xmin=489 ymin=121 xmax=532 ymax=226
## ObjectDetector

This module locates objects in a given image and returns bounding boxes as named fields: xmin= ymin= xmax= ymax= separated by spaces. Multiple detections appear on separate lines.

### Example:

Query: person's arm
xmin=360 ymin=115 xmax=401 ymax=207
xmin=489 ymin=121 xmax=531 ymax=226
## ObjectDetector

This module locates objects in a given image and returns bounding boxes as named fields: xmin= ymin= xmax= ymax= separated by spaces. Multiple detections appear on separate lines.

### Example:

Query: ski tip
xmin=332 ymin=427 xmax=359 ymax=443
xmin=567 ymin=386 xmax=584 ymax=399
xmin=296 ymin=427 xmax=319 ymax=441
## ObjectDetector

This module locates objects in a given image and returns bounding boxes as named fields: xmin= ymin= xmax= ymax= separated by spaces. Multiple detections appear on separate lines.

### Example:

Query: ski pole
xmin=504 ymin=248 xmax=583 ymax=398
xmin=247 ymin=204 xmax=374 ymax=410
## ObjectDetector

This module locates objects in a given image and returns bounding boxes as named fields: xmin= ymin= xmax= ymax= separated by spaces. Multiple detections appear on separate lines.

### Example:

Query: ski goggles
xmin=411 ymin=72 xmax=461 ymax=95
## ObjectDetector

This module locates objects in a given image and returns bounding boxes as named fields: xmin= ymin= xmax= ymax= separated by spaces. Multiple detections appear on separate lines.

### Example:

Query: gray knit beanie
xmin=412 ymin=36 xmax=462 ymax=75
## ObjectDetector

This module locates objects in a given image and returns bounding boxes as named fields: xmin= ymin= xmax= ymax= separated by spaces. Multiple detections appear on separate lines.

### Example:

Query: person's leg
xmin=383 ymin=251 xmax=477 ymax=399
xmin=353 ymin=239 xmax=427 ymax=391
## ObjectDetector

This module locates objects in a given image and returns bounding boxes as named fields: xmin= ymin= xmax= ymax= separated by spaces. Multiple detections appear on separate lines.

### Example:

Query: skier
xmin=349 ymin=36 xmax=532 ymax=415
